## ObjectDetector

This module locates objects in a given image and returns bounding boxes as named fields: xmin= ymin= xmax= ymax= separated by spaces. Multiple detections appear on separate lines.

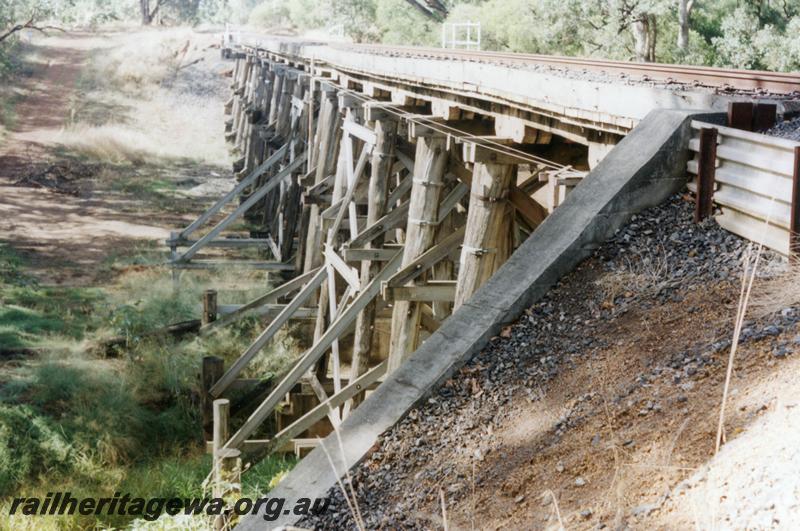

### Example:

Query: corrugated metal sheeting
xmin=688 ymin=121 xmax=800 ymax=255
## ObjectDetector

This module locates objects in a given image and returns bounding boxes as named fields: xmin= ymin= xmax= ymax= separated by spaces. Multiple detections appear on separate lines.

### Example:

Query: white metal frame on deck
xmin=441 ymin=21 xmax=481 ymax=50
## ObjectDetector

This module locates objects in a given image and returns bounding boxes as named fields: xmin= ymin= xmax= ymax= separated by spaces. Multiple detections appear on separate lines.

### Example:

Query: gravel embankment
xmin=299 ymin=195 xmax=794 ymax=530
xmin=766 ymin=115 xmax=800 ymax=141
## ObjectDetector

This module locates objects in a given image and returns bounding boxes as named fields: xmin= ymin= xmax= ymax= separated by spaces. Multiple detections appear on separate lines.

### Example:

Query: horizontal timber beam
xmin=343 ymin=120 xmax=377 ymax=145
xmin=167 ymin=238 xmax=272 ymax=249
xmin=383 ymin=281 xmax=456 ymax=302
xmin=342 ymin=246 xmax=403 ymax=262
xmin=217 ymin=304 xmax=317 ymax=319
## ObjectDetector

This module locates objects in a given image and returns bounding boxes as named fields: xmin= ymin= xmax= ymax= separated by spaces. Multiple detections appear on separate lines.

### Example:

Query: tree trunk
xmin=632 ymin=13 xmax=656 ymax=62
xmin=649 ymin=15 xmax=657 ymax=62
xmin=677 ymin=0 xmax=694 ymax=52
xmin=632 ymin=16 xmax=647 ymax=62
xmin=140 ymin=0 xmax=165 ymax=25
xmin=140 ymin=0 xmax=153 ymax=25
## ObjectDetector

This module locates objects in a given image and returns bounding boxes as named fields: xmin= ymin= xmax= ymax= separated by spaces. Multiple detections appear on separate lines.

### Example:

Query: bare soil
xmin=449 ymin=281 xmax=800 ymax=530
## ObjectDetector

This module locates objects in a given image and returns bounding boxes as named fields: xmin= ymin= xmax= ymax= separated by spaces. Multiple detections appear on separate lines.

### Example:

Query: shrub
xmin=248 ymin=1 xmax=293 ymax=29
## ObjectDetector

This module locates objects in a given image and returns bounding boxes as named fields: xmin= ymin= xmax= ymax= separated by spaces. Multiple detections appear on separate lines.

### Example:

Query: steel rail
xmin=324 ymin=43 xmax=800 ymax=94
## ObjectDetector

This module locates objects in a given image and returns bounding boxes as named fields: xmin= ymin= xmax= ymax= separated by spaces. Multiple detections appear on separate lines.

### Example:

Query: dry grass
xmin=97 ymin=28 xmax=197 ymax=90
xmin=541 ymin=490 xmax=565 ymax=530
xmin=439 ymin=488 xmax=450 ymax=531
xmin=595 ymin=245 xmax=677 ymax=303
xmin=56 ymin=123 xmax=155 ymax=164
xmin=750 ymin=264 xmax=800 ymax=318
xmin=716 ymin=244 xmax=761 ymax=453
xmin=57 ymin=27 xmax=230 ymax=166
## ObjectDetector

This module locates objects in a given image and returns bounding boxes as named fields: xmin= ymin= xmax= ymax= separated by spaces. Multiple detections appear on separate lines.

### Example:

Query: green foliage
xmin=0 ymin=243 xmax=28 ymax=286
xmin=712 ymin=6 xmax=763 ymax=69
xmin=0 ymin=355 xmax=198 ymax=496
xmin=760 ymin=17 xmax=800 ymax=71
xmin=709 ymin=6 xmax=800 ymax=71
xmin=375 ymin=0 xmax=438 ymax=45
xmin=239 ymin=0 xmax=800 ymax=71
xmin=331 ymin=0 xmax=378 ymax=42
xmin=249 ymin=0 xmax=380 ymax=41
xmin=57 ymin=0 xmax=136 ymax=27
xmin=119 ymin=453 xmax=211 ymax=499
xmin=0 ymin=305 xmax=66 ymax=350
xmin=287 ymin=0 xmax=330 ymax=33
xmin=248 ymin=0 xmax=293 ymax=28
xmin=226 ymin=0 xmax=263 ymax=24
xmin=241 ymin=453 xmax=296 ymax=498
xmin=0 ymin=39 xmax=20 ymax=80
xmin=0 ymin=0 xmax=59 ymax=32
xmin=0 ymin=238 xmax=302 ymax=524
xmin=2 ymin=0 xmax=795 ymax=71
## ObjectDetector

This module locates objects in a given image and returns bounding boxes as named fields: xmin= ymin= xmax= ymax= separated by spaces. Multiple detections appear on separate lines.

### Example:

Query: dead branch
xmin=176 ymin=57 xmax=204 ymax=71
xmin=0 ymin=13 xmax=65 ymax=43
xmin=93 ymin=319 xmax=202 ymax=357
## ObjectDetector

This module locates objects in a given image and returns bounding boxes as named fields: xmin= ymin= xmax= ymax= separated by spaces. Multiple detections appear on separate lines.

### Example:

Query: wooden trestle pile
xmin=172 ymin=46 xmax=584 ymax=504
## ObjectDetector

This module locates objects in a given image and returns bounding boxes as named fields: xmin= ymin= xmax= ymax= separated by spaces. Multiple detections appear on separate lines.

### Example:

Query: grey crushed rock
xmin=298 ymin=195 xmax=793 ymax=530
xmin=766 ymin=115 xmax=800 ymax=141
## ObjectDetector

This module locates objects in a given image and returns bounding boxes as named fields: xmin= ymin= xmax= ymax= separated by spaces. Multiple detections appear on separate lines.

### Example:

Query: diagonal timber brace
xmin=210 ymin=266 xmax=326 ymax=398
xmin=268 ymin=360 xmax=387 ymax=453
xmin=224 ymin=250 xmax=403 ymax=450
xmin=384 ymin=225 xmax=466 ymax=288
xmin=201 ymin=267 xmax=322 ymax=333
xmin=174 ymin=143 xmax=289 ymax=242
xmin=176 ymin=152 xmax=307 ymax=263
xmin=347 ymin=200 xmax=410 ymax=248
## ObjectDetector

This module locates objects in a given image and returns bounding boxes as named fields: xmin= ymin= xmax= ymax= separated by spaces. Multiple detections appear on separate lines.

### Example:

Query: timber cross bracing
xmin=182 ymin=45 xmax=591 ymax=485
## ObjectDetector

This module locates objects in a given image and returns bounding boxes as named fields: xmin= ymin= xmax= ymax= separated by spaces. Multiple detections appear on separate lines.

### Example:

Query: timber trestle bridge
xmin=173 ymin=39 xmax=590 ymax=486
xmin=164 ymin=35 xmax=800 ymax=528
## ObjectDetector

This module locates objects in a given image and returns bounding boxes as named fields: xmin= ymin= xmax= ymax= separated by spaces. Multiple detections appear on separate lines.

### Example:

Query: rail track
xmin=230 ymin=31 xmax=800 ymax=94
xmin=326 ymin=43 xmax=800 ymax=94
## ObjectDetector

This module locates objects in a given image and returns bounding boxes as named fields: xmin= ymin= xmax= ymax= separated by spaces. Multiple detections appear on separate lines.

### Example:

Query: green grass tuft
xmin=242 ymin=454 xmax=296 ymax=499
xmin=0 ymin=404 xmax=73 ymax=496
